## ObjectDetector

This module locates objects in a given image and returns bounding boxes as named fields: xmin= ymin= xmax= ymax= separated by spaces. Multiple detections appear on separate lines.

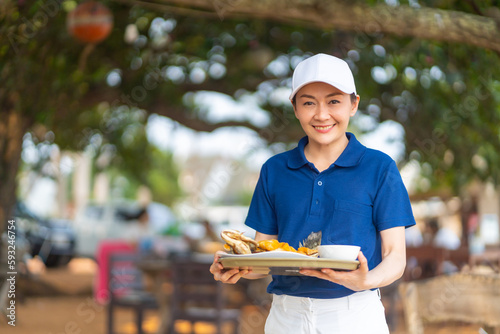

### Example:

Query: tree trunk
xmin=118 ymin=0 xmax=500 ymax=53
xmin=0 ymin=108 xmax=27 ymax=237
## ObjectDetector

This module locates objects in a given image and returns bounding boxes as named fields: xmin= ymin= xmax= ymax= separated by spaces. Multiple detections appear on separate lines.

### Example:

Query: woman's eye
xmin=303 ymin=101 xmax=314 ymax=106
xmin=329 ymin=100 xmax=340 ymax=104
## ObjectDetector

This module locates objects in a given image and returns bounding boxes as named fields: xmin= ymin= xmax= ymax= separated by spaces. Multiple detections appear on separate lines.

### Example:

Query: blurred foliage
xmin=90 ymin=107 xmax=182 ymax=205
xmin=236 ymin=189 xmax=254 ymax=207
xmin=1 ymin=0 xmax=500 ymax=201
xmin=146 ymin=147 xmax=182 ymax=205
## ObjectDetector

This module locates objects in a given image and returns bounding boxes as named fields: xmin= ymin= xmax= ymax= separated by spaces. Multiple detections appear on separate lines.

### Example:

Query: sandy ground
xmin=0 ymin=257 xmax=270 ymax=334
xmin=0 ymin=258 xmax=487 ymax=334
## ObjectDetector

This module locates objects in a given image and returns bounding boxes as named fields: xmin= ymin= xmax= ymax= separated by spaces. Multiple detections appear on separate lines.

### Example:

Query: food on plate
xmin=299 ymin=230 xmax=322 ymax=250
xmin=220 ymin=229 xmax=260 ymax=255
xmin=297 ymin=247 xmax=320 ymax=256
xmin=258 ymin=239 xmax=296 ymax=252
xmin=220 ymin=229 xmax=319 ymax=257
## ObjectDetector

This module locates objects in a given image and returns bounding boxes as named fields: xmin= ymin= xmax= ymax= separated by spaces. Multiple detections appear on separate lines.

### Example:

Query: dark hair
xmin=349 ymin=93 xmax=357 ymax=105
xmin=292 ymin=93 xmax=357 ymax=106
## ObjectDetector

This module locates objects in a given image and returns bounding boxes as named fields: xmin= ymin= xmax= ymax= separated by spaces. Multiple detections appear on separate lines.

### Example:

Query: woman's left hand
xmin=299 ymin=251 xmax=371 ymax=291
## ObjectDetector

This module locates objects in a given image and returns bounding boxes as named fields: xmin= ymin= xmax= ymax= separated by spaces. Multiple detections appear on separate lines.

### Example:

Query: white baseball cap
xmin=290 ymin=53 xmax=357 ymax=100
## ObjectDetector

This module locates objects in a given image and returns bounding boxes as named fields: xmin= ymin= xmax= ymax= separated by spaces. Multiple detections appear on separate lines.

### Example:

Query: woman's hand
xmin=209 ymin=251 xmax=251 ymax=284
xmin=299 ymin=251 xmax=371 ymax=291
xmin=299 ymin=226 xmax=407 ymax=291
xmin=210 ymin=231 xmax=277 ymax=283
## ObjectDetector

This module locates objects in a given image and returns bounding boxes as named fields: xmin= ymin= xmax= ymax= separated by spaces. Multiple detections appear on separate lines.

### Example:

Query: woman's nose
xmin=314 ymin=104 xmax=330 ymax=120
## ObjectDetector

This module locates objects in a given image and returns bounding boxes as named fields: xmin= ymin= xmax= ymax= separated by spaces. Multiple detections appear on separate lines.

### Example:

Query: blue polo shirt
xmin=245 ymin=132 xmax=415 ymax=299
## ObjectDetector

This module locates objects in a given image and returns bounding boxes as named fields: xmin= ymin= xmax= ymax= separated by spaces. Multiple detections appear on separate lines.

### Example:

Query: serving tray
xmin=219 ymin=251 xmax=359 ymax=276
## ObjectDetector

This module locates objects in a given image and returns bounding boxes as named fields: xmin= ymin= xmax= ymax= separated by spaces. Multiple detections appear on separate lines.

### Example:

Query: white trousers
xmin=265 ymin=289 xmax=389 ymax=334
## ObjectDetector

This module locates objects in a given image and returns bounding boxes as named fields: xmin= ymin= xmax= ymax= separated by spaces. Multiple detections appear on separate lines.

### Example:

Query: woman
xmin=210 ymin=53 xmax=415 ymax=333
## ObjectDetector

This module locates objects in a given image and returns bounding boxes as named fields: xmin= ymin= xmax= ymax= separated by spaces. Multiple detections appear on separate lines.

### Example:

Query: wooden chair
xmin=405 ymin=245 xmax=446 ymax=280
xmin=107 ymin=252 xmax=158 ymax=334
xmin=404 ymin=245 xmax=469 ymax=281
xmin=168 ymin=257 xmax=241 ymax=334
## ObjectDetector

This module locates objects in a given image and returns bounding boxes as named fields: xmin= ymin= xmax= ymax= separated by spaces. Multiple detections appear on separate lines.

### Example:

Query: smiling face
xmin=293 ymin=82 xmax=359 ymax=151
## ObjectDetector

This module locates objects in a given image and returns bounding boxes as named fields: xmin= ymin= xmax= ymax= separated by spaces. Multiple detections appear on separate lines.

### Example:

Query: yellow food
xmin=297 ymin=247 xmax=319 ymax=256
xmin=258 ymin=239 xmax=280 ymax=251
xmin=276 ymin=242 xmax=296 ymax=252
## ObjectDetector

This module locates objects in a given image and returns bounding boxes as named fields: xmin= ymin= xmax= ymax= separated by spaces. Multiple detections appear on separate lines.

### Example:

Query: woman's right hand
xmin=210 ymin=232 xmax=277 ymax=283
xmin=209 ymin=251 xmax=251 ymax=284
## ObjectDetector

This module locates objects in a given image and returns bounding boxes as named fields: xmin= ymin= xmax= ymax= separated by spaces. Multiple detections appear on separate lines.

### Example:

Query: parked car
xmin=14 ymin=202 xmax=76 ymax=267
xmin=73 ymin=201 xmax=177 ymax=258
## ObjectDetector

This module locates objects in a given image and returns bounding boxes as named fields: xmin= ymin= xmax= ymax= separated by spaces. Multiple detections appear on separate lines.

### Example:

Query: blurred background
xmin=1 ymin=0 xmax=500 ymax=333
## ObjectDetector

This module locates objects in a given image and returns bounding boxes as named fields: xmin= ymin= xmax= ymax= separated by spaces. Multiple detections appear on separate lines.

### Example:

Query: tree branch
xmin=81 ymin=86 xmax=304 ymax=142
xmin=464 ymin=0 xmax=483 ymax=16
xmin=119 ymin=0 xmax=500 ymax=53
xmin=148 ymin=98 xmax=263 ymax=133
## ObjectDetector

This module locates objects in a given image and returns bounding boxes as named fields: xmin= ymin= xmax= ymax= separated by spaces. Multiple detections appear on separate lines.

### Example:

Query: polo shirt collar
xmin=335 ymin=132 xmax=367 ymax=167
xmin=287 ymin=136 xmax=309 ymax=169
xmin=287 ymin=132 xmax=366 ymax=169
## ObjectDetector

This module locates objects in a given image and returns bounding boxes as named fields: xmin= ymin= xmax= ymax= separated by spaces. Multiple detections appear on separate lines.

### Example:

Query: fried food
xmin=259 ymin=240 xmax=297 ymax=252
xmin=220 ymin=229 xmax=259 ymax=254
xmin=221 ymin=230 xmax=318 ymax=257
xmin=257 ymin=239 xmax=280 ymax=251
xmin=297 ymin=247 xmax=319 ymax=256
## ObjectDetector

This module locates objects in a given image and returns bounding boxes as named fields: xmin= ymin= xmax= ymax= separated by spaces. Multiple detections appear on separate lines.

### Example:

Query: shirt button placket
xmin=316 ymin=181 xmax=323 ymax=205
xmin=310 ymin=179 xmax=324 ymax=215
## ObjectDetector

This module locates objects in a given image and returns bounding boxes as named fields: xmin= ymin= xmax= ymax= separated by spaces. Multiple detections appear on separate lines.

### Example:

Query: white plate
xmin=219 ymin=251 xmax=314 ymax=260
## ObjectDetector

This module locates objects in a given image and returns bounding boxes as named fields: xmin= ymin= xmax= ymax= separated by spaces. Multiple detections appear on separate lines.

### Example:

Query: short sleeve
xmin=373 ymin=161 xmax=416 ymax=231
xmin=245 ymin=163 xmax=278 ymax=235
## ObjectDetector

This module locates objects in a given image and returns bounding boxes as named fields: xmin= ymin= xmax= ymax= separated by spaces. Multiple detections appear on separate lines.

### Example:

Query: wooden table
xmin=138 ymin=257 xmax=172 ymax=334
xmin=469 ymin=248 xmax=500 ymax=269
xmin=138 ymin=253 xmax=215 ymax=334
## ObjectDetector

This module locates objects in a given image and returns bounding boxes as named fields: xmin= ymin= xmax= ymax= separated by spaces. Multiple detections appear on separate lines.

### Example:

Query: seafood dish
xmin=220 ymin=229 xmax=319 ymax=257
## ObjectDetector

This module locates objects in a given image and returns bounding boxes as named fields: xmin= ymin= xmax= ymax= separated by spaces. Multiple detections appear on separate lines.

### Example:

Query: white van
xmin=73 ymin=200 xmax=176 ymax=258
